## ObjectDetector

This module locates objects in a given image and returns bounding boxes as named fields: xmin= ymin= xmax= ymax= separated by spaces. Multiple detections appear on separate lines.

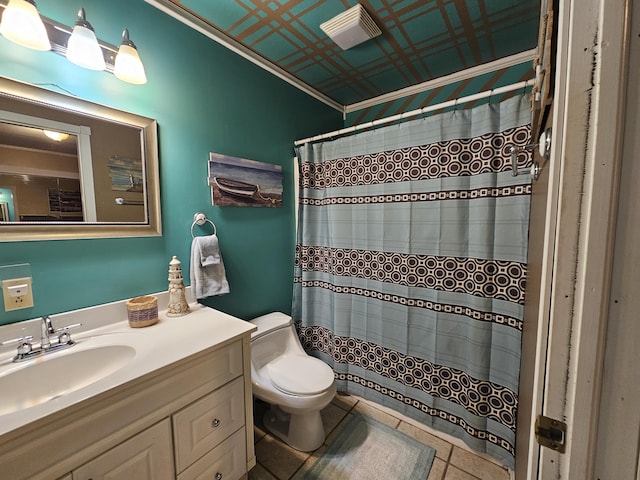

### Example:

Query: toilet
xmin=249 ymin=312 xmax=336 ymax=452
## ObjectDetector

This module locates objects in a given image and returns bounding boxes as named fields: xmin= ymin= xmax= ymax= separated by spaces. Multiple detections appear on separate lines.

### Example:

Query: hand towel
xmin=198 ymin=233 xmax=221 ymax=266
xmin=190 ymin=235 xmax=230 ymax=299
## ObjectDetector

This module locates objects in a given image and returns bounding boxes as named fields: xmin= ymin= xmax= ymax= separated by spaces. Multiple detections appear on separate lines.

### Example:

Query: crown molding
xmin=345 ymin=49 xmax=537 ymax=113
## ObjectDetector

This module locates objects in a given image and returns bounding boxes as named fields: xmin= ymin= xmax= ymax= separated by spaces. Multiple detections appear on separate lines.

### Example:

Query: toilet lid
xmin=267 ymin=355 xmax=335 ymax=395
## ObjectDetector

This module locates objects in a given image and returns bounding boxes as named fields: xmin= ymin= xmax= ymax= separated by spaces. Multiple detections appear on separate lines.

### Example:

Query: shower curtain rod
xmin=294 ymin=79 xmax=532 ymax=146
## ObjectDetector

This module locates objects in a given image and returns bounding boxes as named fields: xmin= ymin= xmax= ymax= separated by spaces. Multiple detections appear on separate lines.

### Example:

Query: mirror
xmin=0 ymin=76 xmax=161 ymax=241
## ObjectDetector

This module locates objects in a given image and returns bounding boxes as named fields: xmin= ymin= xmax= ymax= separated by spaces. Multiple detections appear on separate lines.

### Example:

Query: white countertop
xmin=0 ymin=291 xmax=255 ymax=438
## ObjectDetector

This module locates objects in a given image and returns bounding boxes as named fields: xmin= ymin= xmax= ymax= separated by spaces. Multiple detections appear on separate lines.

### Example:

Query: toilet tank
xmin=250 ymin=312 xmax=292 ymax=340
xmin=249 ymin=312 xmax=305 ymax=369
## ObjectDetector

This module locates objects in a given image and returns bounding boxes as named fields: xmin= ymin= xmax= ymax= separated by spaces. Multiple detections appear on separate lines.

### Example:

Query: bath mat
xmin=303 ymin=413 xmax=435 ymax=479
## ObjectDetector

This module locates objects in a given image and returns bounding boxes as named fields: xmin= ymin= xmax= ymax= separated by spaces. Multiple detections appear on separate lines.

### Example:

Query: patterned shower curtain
xmin=293 ymin=95 xmax=532 ymax=468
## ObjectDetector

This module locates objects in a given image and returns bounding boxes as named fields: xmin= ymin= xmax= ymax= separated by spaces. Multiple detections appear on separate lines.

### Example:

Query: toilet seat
xmin=267 ymin=355 xmax=335 ymax=396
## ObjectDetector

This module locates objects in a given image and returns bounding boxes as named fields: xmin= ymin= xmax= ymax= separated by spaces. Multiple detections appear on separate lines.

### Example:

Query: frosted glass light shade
xmin=114 ymin=29 xmax=147 ymax=85
xmin=66 ymin=9 xmax=105 ymax=71
xmin=66 ymin=24 xmax=105 ymax=70
xmin=0 ymin=0 xmax=51 ymax=51
xmin=114 ymin=44 xmax=147 ymax=84
xmin=43 ymin=130 xmax=69 ymax=141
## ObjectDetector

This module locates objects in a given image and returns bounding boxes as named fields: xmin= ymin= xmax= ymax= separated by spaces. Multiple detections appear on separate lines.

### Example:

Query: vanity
xmin=0 ymin=291 xmax=256 ymax=480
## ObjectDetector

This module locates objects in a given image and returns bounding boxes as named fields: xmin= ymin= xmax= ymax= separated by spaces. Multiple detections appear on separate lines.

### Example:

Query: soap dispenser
xmin=167 ymin=256 xmax=190 ymax=317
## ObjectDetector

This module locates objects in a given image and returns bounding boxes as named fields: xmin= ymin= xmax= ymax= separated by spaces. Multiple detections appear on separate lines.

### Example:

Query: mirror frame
xmin=0 ymin=76 xmax=161 ymax=241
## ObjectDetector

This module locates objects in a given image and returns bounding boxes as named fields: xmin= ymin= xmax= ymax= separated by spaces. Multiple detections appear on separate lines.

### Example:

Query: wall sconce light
xmin=66 ymin=8 xmax=105 ymax=71
xmin=114 ymin=29 xmax=146 ymax=85
xmin=0 ymin=2 xmax=147 ymax=85
xmin=0 ymin=0 xmax=50 ymax=51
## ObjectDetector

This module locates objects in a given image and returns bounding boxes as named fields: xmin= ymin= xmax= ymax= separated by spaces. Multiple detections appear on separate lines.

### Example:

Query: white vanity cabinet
xmin=0 ymin=303 xmax=256 ymax=480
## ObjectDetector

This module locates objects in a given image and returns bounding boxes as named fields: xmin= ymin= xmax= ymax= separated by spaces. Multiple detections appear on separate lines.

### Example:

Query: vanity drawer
xmin=177 ymin=427 xmax=246 ymax=480
xmin=202 ymin=340 xmax=243 ymax=391
xmin=173 ymin=376 xmax=245 ymax=472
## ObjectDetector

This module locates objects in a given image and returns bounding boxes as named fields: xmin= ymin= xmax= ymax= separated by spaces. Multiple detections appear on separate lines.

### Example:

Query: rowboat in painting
xmin=213 ymin=176 xmax=259 ymax=198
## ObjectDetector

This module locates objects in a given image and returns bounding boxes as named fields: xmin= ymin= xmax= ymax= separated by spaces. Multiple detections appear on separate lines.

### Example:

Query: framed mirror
xmin=0 ymin=76 xmax=161 ymax=241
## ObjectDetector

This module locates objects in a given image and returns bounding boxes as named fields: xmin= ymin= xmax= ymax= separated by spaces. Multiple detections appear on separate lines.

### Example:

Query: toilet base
xmin=263 ymin=404 xmax=325 ymax=452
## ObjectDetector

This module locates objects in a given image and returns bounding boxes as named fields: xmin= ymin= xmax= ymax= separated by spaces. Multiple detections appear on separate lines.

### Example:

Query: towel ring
xmin=191 ymin=212 xmax=216 ymax=238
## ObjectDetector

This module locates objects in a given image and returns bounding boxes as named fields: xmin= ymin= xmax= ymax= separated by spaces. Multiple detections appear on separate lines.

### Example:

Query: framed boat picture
xmin=208 ymin=152 xmax=283 ymax=207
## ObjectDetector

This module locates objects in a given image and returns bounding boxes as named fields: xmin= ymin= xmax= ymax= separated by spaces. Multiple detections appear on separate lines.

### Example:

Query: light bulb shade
xmin=114 ymin=39 xmax=147 ymax=84
xmin=0 ymin=0 xmax=51 ymax=51
xmin=65 ymin=9 xmax=105 ymax=71
xmin=66 ymin=24 xmax=105 ymax=70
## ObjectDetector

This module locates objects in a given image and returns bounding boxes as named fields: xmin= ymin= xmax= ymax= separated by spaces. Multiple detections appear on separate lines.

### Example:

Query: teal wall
xmin=0 ymin=0 xmax=342 ymax=325
xmin=0 ymin=187 xmax=15 ymax=221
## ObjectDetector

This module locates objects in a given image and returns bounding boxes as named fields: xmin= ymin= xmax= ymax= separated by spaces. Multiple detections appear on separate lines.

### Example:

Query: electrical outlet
xmin=2 ymin=277 xmax=34 ymax=311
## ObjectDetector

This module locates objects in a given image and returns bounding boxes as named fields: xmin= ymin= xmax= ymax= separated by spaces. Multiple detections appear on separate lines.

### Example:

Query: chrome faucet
xmin=41 ymin=315 xmax=55 ymax=349
xmin=0 ymin=316 xmax=81 ymax=362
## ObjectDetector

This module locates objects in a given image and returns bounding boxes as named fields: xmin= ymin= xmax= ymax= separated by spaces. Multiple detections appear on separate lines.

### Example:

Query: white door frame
xmin=592 ymin=0 xmax=640 ymax=473
xmin=526 ymin=0 xmax=631 ymax=478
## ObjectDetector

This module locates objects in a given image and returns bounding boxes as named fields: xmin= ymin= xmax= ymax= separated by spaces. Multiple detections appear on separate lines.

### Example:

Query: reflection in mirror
xmin=0 ymin=76 xmax=161 ymax=241
xmin=0 ymin=114 xmax=89 ymax=221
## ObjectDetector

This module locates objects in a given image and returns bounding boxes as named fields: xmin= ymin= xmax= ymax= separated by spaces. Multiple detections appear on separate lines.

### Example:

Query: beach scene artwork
xmin=209 ymin=152 xmax=283 ymax=207
xmin=108 ymin=155 xmax=144 ymax=192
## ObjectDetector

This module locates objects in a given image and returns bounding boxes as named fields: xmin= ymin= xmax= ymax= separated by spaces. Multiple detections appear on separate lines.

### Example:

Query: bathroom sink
xmin=0 ymin=344 xmax=136 ymax=416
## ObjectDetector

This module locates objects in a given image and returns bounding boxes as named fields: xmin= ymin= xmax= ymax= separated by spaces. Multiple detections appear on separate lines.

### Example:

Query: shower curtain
xmin=293 ymin=95 xmax=532 ymax=469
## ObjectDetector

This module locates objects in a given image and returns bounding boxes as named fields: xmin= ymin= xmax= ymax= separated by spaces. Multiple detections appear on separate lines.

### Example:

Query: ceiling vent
xmin=320 ymin=4 xmax=381 ymax=50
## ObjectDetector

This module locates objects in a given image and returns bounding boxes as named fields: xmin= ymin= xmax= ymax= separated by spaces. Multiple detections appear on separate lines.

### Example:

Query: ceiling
xmin=0 ymin=122 xmax=77 ymax=156
xmin=147 ymin=0 xmax=541 ymax=110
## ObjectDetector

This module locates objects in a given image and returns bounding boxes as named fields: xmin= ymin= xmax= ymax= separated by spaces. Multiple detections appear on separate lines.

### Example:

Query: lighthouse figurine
xmin=167 ymin=256 xmax=190 ymax=316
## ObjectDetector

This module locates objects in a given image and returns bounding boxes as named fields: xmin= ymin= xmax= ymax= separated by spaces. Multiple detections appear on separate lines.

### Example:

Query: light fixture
xmin=0 ymin=0 xmax=51 ymax=51
xmin=1 ymin=4 xmax=148 ymax=84
xmin=43 ymin=130 xmax=70 ymax=142
xmin=114 ymin=28 xmax=147 ymax=85
xmin=65 ymin=8 xmax=105 ymax=71
xmin=320 ymin=4 xmax=381 ymax=50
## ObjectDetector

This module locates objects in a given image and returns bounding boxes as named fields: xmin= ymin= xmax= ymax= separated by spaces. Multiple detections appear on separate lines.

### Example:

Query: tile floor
xmin=249 ymin=393 xmax=511 ymax=480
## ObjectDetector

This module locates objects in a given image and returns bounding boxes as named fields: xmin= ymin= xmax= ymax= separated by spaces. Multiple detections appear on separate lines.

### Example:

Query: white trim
xmin=144 ymin=0 xmax=344 ymax=113
xmin=0 ymin=165 xmax=79 ymax=179
xmin=0 ymin=144 xmax=78 ymax=159
xmin=535 ymin=0 xmax=630 ymax=477
xmin=294 ymin=80 xmax=531 ymax=146
xmin=75 ymin=127 xmax=96 ymax=222
xmin=0 ymin=110 xmax=85 ymax=136
xmin=558 ymin=0 xmax=629 ymax=475
xmin=345 ymin=49 xmax=536 ymax=113
xmin=523 ymin=1 xmax=572 ymax=477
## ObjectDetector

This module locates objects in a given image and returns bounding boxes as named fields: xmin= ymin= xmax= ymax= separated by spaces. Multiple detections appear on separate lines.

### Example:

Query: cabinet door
xmin=173 ymin=376 xmax=245 ymax=472
xmin=73 ymin=419 xmax=174 ymax=480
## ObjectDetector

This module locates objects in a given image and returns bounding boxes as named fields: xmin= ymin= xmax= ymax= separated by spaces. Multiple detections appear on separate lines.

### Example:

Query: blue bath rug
xmin=303 ymin=413 xmax=435 ymax=479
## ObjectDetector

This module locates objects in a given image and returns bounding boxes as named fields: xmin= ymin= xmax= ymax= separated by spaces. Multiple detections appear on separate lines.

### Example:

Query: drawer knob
xmin=211 ymin=418 xmax=221 ymax=428
xmin=215 ymin=473 xmax=223 ymax=480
